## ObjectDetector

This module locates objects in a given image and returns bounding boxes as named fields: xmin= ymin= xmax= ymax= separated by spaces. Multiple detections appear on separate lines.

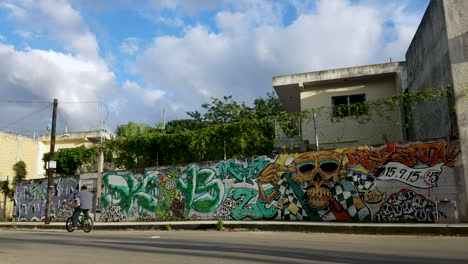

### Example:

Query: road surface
xmin=0 ymin=229 xmax=467 ymax=264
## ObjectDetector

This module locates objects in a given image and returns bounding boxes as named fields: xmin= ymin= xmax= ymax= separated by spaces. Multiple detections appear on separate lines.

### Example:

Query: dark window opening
xmin=332 ymin=94 xmax=367 ymax=117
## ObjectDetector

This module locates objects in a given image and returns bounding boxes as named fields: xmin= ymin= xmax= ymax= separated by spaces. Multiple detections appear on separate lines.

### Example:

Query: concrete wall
xmin=300 ymin=76 xmax=403 ymax=148
xmin=78 ymin=140 xmax=462 ymax=223
xmin=0 ymin=131 xmax=41 ymax=180
xmin=405 ymin=0 xmax=468 ymax=221
xmin=405 ymin=0 xmax=458 ymax=140
xmin=0 ymin=131 xmax=42 ymax=220
xmin=443 ymin=0 xmax=468 ymax=221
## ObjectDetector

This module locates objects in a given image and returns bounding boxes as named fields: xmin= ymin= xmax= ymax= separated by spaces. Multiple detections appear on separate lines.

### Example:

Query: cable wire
xmin=0 ymin=104 xmax=52 ymax=131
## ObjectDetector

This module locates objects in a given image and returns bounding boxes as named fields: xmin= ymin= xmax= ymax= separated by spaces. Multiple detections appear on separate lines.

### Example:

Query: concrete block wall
xmin=90 ymin=140 xmax=461 ymax=223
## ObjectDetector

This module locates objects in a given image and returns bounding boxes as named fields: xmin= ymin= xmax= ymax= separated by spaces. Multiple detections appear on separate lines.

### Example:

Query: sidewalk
xmin=1 ymin=221 xmax=468 ymax=236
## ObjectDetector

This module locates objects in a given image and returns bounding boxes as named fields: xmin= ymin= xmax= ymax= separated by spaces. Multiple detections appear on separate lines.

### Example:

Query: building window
xmin=332 ymin=94 xmax=367 ymax=117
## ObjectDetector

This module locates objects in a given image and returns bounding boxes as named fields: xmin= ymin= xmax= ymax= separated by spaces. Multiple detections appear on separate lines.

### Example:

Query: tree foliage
xmin=105 ymin=88 xmax=450 ymax=170
xmin=43 ymin=146 xmax=98 ymax=176
xmin=164 ymin=119 xmax=207 ymax=134
xmin=107 ymin=118 xmax=274 ymax=169
xmin=187 ymin=93 xmax=284 ymax=124
xmin=115 ymin=122 xmax=156 ymax=138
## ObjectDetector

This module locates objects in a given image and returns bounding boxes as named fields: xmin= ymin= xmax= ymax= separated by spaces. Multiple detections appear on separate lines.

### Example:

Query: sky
xmin=0 ymin=0 xmax=430 ymax=137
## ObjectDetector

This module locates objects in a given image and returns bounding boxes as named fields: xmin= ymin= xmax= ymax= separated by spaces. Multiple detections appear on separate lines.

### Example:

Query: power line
xmin=0 ymin=100 xmax=51 ymax=104
xmin=0 ymin=100 xmax=101 ymax=104
xmin=0 ymin=104 xmax=52 ymax=131
xmin=60 ymin=101 xmax=101 ymax=104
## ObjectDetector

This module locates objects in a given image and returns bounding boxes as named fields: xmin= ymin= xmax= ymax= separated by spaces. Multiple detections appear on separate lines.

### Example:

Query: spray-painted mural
xmin=14 ymin=177 xmax=79 ymax=221
xmin=98 ymin=141 xmax=460 ymax=223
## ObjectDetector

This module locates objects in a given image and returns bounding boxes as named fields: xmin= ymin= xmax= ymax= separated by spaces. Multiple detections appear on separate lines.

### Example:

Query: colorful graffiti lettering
xmin=229 ymin=188 xmax=277 ymax=220
xmin=95 ymin=142 xmax=459 ymax=223
xmin=15 ymin=141 xmax=459 ymax=223
xmin=344 ymin=143 xmax=460 ymax=169
xmin=102 ymin=169 xmax=181 ymax=220
xmin=178 ymin=164 xmax=225 ymax=215
xmin=216 ymin=157 xmax=271 ymax=184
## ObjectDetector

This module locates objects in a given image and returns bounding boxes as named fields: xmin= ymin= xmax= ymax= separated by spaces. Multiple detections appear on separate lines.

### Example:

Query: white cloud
xmin=380 ymin=25 xmax=418 ymax=62
xmin=123 ymin=80 xmax=166 ymax=105
xmin=132 ymin=0 xmax=394 ymax=117
xmin=0 ymin=43 xmax=117 ymax=132
xmin=0 ymin=0 xmax=99 ymax=58
xmin=119 ymin=37 xmax=140 ymax=55
xmin=0 ymin=0 xmax=127 ymax=134
xmin=14 ymin=30 xmax=36 ymax=39
xmin=0 ymin=35 xmax=5 ymax=41
xmin=0 ymin=0 xmax=427 ymax=133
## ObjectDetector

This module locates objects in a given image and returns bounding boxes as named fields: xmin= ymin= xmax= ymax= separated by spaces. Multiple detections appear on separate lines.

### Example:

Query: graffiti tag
xmin=344 ymin=142 xmax=459 ymax=169
xmin=178 ymin=164 xmax=225 ymax=214
xmin=216 ymin=157 xmax=271 ymax=184
xmin=230 ymin=188 xmax=277 ymax=220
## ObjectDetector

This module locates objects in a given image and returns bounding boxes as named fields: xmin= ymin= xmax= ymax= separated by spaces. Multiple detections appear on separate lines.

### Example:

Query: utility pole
xmin=95 ymin=98 xmax=104 ymax=220
xmin=163 ymin=107 xmax=166 ymax=130
xmin=312 ymin=108 xmax=320 ymax=150
xmin=45 ymin=99 xmax=58 ymax=224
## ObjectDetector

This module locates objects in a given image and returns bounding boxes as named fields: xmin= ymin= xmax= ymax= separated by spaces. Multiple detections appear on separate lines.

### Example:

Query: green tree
xmin=12 ymin=161 xmax=27 ymax=187
xmin=186 ymin=93 xmax=283 ymax=124
xmin=252 ymin=92 xmax=284 ymax=119
xmin=187 ymin=96 xmax=254 ymax=124
xmin=115 ymin=122 xmax=156 ymax=138
xmin=43 ymin=146 xmax=98 ymax=176
xmin=165 ymin=119 xmax=207 ymax=134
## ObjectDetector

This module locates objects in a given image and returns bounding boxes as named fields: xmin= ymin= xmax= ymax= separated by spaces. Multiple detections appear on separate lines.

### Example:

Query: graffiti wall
xmin=99 ymin=141 xmax=461 ymax=223
xmin=14 ymin=177 xmax=79 ymax=221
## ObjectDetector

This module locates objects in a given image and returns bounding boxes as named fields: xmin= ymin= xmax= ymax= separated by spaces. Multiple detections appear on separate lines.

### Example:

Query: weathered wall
xmin=0 ymin=131 xmax=42 ymax=220
xmin=14 ymin=176 xmax=79 ymax=221
xmin=98 ymin=141 xmax=460 ymax=223
xmin=443 ymin=0 xmax=468 ymax=221
xmin=0 ymin=131 xmax=41 ymax=180
xmin=405 ymin=0 xmax=458 ymax=140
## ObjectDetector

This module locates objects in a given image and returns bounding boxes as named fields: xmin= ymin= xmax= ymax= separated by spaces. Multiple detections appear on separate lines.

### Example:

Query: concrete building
xmin=0 ymin=131 xmax=42 ymax=219
xmin=273 ymin=62 xmax=406 ymax=150
xmin=38 ymin=130 xmax=113 ymax=176
xmin=273 ymin=0 xmax=467 ymax=220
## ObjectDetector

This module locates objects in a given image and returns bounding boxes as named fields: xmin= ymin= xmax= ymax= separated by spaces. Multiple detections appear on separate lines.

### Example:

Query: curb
xmin=2 ymin=221 xmax=468 ymax=236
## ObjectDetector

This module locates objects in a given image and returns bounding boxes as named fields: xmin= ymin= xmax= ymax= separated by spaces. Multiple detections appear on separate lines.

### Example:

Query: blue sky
xmin=0 ymin=0 xmax=430 ymax=136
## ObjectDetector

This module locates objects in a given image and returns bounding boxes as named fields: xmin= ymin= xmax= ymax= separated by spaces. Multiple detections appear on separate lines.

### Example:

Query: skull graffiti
xmin=414 ymin=209 xmax=427 ymax=222
xmin=387 ymin=193 xmax=404 ymax=205
xmin=392 ymin=204 xmax=403 ymax=218
xmin=400 ymin=189 xmax=416 ymax=201
xmin=380 ymin=202 xmax=393 ymax=217
xmin=292 ymin=151 xmax=346 ymax=209
xmin=402 ymin=200 xmax=415 ymax=215
xmin=412 ymin=195 xmax=428 ymax=209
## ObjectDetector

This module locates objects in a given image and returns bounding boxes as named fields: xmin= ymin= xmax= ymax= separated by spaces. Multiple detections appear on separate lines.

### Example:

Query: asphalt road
xmin=0 ymin=229 xmax=467 ymax=264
